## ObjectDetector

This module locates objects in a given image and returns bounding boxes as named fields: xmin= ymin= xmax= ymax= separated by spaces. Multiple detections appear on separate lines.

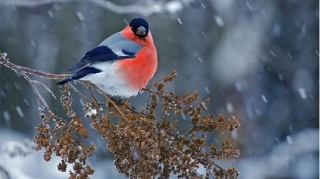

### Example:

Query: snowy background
xmin=0 ymin=0 xmax=319 ymax=179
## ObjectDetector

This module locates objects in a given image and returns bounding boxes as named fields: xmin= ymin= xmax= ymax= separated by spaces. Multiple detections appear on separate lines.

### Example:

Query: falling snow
xmin=278 ymin=74 xmax=284 ymax=81
xmin=3 ymin=110 xmax=10 ymax=121
xmin=16 ymin=106 xmax=24 ymax=117
xmin=231 ymin=130 xmax=238 ymax=140
xmin=177 ymin=18 xmax=182 ymax=24
xmin=226 ymin=102 xmax=234 ymax=113
xmin=246 ymin=1 xmax=253 ymax=10
xmin=273 ymin=23 xmax=281 ymax=36
xmin=23 ymin=99 xmax=30 ymax=106
xmin=77 ymin=11 xmax=85 ymax=21
xmin=286 ymin=135 xmax=293 ymax=145
xmin=235 ymin=80 xmax=248 ymax=92
xmin=288 ymin=125 xmax=294 ymax=133
xmin=0 ymin=89 xmax=6 ymax=97
xmin=298 ymin=88 xmax=307 ymax=99
xmin=53 ymin=3 xmax=61 ymax=10
xmin=201 ymin=31 xmax=206 ymax=37
xmin=79 ymin=99 xmax=85 ymax=106
xmin=14 ymin=83 xmax=20 ymax=90
xmin=261 ymin=95 xmax=268 ymax=103
xmin=30 ymin=40 xmax=36 ymax=47
xmin=48 ymin=10 xmax=54 ymax=18
xmin=214 ymin=16 xmax=224 ymax=27
xmin=181 ymin=113 xmax=186 ymax=120
xmin=204 ymin=86 xmax=210 ymax=94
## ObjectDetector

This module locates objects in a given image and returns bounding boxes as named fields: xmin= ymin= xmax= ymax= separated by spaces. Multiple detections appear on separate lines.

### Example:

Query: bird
xmin=57 ymin=17 xmax=158 ymax=98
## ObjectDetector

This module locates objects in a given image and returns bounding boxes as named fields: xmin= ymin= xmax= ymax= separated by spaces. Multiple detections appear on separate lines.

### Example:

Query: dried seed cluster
xmin=33 ymin=70 xmax=240 ymax=179
xmin=34 ymin=88 xmax=95 ymax=179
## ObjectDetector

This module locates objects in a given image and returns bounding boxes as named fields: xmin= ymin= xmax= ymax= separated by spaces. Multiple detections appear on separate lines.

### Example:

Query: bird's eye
xmin=135 ymin=26 xmax=147 ymax=38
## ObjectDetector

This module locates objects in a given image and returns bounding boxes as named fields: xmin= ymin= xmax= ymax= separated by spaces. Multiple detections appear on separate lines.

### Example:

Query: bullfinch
xmin=57 ymin=17 xmax=158 ymax=98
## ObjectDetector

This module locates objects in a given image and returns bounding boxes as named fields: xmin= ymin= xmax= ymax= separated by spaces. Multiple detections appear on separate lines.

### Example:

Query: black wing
xmin=68 ymin=32 xmax=142 ymax=73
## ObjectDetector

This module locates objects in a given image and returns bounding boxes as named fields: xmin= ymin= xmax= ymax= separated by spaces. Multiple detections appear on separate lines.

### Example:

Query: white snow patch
xmin=85 ymin=108 xmax=97 ymax=117
xmin=165 ymin=1 xmax=183 ymax=14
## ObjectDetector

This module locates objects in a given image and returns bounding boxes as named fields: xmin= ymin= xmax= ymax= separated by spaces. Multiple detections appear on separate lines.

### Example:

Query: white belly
xmin=81 ymin=62 xmax=140 ymax=98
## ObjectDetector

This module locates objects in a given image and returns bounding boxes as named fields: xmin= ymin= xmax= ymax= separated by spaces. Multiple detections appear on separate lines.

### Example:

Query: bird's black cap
xmin=129 ymin=18 xmax=149 ymax=38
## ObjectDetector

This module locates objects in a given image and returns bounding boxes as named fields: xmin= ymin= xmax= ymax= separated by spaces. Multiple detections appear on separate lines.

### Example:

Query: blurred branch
xmin=238 ymin=129 xmax=319 ymax=179
xmin=0 ymin=0 xmax=188 ymax=16
xmin=0 ymin=165 xmax=10 ymax=179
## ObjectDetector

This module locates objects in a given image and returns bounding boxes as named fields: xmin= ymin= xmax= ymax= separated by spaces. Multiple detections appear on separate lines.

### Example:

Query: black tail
xmin=56 ymin=77 xmax=73 ymax=85
xmin=56 ymin=67 xmax=101 ymax=85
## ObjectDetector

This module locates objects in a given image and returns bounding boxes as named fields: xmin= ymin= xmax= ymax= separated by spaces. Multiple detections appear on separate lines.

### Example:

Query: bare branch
xmin=0 ymin=53 xmax=70 ymax=80
xmin=0 ymin=52 xmax=67 ymax=112
xmin=20 ymin=71 xmax=51 ymax=112
xmin=33 ymin=80 xmax=57 ymax=99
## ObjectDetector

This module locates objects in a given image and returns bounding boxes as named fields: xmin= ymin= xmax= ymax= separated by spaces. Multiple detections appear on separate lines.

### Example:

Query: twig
xmin=0 ymin=52 xmax=65 ymax=112
xmin=20 ymin=72 xmax=51 ymax=113
xmin=33 ymin=80 xmax=57 ymax=99
xmin=0 ymin=53 xmax=70 ymax=80
xmin=87 ymin=83 xmax=129 ymax=121
xmin=68 ymin=83 xmax=92 ymax=103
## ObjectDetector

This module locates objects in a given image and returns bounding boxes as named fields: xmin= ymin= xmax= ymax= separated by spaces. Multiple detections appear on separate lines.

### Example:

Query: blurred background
xmin=0 ymin=0 xmax=319 ymax=179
